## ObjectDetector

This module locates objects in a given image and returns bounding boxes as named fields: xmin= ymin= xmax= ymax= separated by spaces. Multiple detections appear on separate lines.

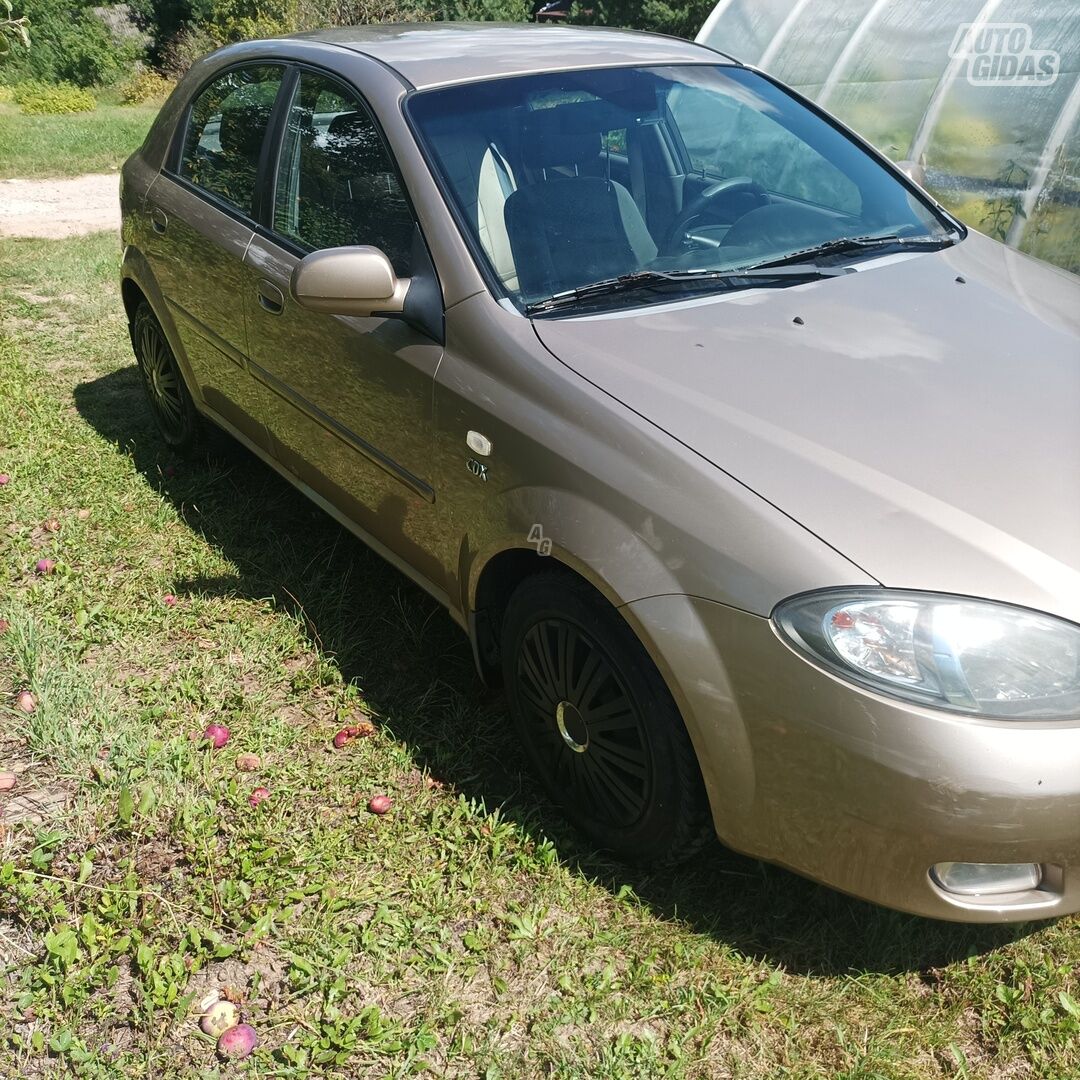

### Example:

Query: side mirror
xmin=290 ymin=246 xmax=411 ymax=317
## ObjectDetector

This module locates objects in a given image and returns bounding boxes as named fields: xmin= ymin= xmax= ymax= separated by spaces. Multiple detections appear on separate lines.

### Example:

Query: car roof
xmin=287 ymin=22 xmax=737 ymax=90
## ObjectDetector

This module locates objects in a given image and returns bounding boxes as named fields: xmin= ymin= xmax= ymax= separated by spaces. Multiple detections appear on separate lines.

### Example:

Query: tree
xmin=0 ymin=0 xmax=30 ymax=55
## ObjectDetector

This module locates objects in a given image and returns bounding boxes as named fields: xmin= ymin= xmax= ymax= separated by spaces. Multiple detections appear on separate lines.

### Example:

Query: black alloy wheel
xmin=502 ymin=572 xmax=711 ymax=865
xmin=131 ymin=301 xmax=201 ymax=453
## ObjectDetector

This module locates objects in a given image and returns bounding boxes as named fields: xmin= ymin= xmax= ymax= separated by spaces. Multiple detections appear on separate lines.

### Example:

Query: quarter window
xmin=179 ymin=65 xmax=284 ymax=216
xmin=272 ymin=72 xmax=415 ymax=275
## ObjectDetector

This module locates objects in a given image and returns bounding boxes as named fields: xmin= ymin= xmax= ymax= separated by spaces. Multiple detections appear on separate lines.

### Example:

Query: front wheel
xmin=501 ymin=572 xmax=712 ymax=865
xmin=131 ymin=301 xmax=202 ymax=454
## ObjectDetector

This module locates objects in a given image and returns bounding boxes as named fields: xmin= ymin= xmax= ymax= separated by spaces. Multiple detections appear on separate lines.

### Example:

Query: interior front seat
xmin=503 ymin=108 xmax=657 ymax=298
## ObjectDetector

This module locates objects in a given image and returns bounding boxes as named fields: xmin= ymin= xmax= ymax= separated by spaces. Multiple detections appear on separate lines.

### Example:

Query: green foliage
xmin=117 ymin=67 xmax=173 ymax=103
xmin=294 ymin=0 xmax=435 ymax=26
xmin=0 ymin=0 xmax=141 ymax=87
xmin=0 ymin=0 xmax=30 ymax=57
xmin=436 ymin=0 xmax=529 ymax=19
xmin=14 ymin=78 xmax=95 ymax=112
xmin=136 ymin=0 xmax=296 ymax=75
xmin=576 ymin=0 xmax=714 ymax=39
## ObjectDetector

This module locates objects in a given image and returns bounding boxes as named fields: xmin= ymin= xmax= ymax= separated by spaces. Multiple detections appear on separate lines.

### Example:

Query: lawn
xmin=0 ymin=100 xmax=159 ymax=178
xmin=2 ymin=233 xmax=1080 ymax=1078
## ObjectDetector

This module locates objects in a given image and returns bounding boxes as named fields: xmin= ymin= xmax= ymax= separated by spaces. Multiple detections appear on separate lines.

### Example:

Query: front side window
xmin=408 ymin=65 xmax=955 ymax=311
xmin=179 ymin=65 xmax=284 ymax=216
xmin=272 ymin=71 xmax=415 ymax=275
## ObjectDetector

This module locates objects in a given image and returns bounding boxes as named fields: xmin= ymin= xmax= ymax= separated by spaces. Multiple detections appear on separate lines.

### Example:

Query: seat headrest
xmin=326 ymin=110 xmax=365 ymax=140
xmin=324 ymin=110 xmax=387 ymax=172
xmin=521 ymin=101 xmax=622 ymax=170
xmin=218 ymin=102 xmax=270 ymax=161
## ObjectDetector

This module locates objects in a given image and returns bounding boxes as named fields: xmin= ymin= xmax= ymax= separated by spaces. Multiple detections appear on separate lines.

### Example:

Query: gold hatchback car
xmin=120 ymin=23 xmax=1080 ymax=922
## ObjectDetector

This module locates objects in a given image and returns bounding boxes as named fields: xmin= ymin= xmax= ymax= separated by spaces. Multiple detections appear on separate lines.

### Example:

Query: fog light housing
xmin=931 ymin=861 xmax=1042 ymax=897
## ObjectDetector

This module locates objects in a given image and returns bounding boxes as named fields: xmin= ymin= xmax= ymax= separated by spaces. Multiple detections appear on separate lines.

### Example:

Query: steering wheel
xmin=661 ymin=177 xmax=768 ymax=254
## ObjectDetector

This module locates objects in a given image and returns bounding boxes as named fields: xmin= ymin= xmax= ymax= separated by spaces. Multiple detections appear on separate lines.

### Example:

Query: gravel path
xmin=0 ymin=173 xmax=121 ymax=239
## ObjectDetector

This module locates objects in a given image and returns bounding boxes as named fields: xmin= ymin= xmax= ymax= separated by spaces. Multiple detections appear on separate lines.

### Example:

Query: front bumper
xmin=623 ymin=594 xmax=1080 ymax=922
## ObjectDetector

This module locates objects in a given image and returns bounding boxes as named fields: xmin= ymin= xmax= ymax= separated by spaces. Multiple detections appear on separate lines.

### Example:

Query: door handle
xmin=257 ymin=279 xmax=285 ymax=315
xmin=150 ymin=207 xmax=168 ymax=234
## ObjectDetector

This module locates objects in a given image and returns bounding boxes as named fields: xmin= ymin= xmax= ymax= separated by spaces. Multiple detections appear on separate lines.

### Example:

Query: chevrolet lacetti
xmin=119 ymin=23 xmax=1080 ymax=922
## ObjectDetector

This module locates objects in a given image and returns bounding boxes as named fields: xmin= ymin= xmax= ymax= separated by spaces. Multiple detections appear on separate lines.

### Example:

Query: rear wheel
xmin=501 ymin=572 xmax=711 ymax=865
xmin=131 ymin=301 xmax=201 ymax=454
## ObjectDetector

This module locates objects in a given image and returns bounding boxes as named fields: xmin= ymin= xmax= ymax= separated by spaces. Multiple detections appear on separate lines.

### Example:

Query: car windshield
xmin=407 ymin=64 xmax=956 ymax=312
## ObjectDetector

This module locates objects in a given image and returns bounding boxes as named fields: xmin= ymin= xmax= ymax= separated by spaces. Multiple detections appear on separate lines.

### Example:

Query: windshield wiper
xmin=525 ymin=264 xmax=854 ymax=315
xmin=747 ymin=231 xmax=960 ymax=271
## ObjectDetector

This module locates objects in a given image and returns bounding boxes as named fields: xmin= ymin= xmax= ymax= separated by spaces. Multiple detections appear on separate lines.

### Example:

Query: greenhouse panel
xmin=698 ymin=0 xmax=1080 ymax=274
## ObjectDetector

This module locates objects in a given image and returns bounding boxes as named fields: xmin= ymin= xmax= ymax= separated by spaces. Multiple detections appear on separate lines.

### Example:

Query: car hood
xmin=532 ymin=232 xmax=1080 ymax=622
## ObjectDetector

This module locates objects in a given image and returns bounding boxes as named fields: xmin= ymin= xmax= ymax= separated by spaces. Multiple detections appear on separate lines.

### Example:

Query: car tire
xmin=501 ymin=571 xmax=712 ymax=865
xmin=131 ymin=301 xmax=202 ymax=454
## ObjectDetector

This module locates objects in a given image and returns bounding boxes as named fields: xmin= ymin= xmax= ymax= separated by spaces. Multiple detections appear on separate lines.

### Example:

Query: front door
xmin=145 ymin=63 xmax=285 ymax=447
xmin=241 ymin=68 xmax=446 ymax=595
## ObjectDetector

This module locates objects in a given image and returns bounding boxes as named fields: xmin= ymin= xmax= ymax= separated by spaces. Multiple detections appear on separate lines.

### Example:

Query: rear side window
xmin=179 ymin=65 xmax=284 ymax=216
xmin=272 ymin=71 xmax=415 ymax=275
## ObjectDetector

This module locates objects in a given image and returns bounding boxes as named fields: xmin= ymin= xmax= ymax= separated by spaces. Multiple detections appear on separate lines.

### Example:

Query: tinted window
xmin=409 ymin=65 xmax=951 ymax=308
xmin=668 ymin=84 xmax=860 ymax=214
xmin=273 ymin=71 xmax=415 ymax=275
xmin=179 ymin=65 xmax=284 ymax=216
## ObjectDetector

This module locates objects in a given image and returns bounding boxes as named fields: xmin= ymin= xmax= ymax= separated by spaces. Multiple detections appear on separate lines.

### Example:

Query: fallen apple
xmin=0 ymin=772 xmax=16 ymax=792
xmin=235 ymin=753 xmax=260 ymax=772
xmin=368 ymin=795 xmax=392 ymax=816
xmin=203 ymin=723 xmax=230 ymax=749
xmin=34 ymin=558 xmax=56 ymax=575
xmin=163 ymin=594 xmax=177 ymax=607
xmin=249 ymin=786 xmax=270 ymax=807
xmin=217 ymin=1023 xmax=258 ymax=1060
xmin=0 ymin=474 xmax=9 ymax=486
xmin=15 ymin=690 xmax=35 ymax=713
xmin=200 ymin=999 xmax=239 ymax=1037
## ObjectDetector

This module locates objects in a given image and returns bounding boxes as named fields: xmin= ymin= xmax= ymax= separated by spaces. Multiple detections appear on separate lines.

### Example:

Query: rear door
xmin=240 ymin=67 xmax=447 ymax=596
xmin=143 ymin=63 xmax=285 ymax=448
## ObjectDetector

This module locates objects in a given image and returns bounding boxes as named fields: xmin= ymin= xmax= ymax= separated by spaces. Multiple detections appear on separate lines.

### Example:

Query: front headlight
xmin=774 ymin=590 xmax=1080 ymax=719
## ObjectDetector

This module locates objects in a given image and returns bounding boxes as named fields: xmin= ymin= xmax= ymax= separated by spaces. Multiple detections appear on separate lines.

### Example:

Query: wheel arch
xmin=463 ymin=489 xmax=689 ymax=684
xmin=120 ymin=248 xmax=200 ymax=402
xmin=462 ymin=493 xmax=754 ymax=843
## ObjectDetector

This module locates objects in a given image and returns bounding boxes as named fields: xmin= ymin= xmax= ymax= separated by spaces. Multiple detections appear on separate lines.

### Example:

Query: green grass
xmin=0 ymin=100 xmax=158 ymax=179
xmin=3 ymin=231 xmax=1080 ymax=1078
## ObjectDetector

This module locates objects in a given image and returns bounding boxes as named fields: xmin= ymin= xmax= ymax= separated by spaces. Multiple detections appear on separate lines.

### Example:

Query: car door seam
xmin=247 ymin=359 xmax=435 ymax=503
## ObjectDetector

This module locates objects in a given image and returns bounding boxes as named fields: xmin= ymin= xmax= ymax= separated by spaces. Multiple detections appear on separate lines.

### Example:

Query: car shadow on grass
xmin=75 ymin=365 xmax=1038 ymax=978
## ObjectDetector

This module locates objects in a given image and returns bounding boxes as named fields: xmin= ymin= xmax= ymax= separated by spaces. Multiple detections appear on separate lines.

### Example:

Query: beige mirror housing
xmin=290 ymin=246 xmax=411 ymax=317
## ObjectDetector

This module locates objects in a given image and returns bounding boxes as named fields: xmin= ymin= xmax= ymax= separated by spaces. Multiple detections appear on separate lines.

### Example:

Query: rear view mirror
xmin=290 ymin=246 xmax=411 ymax=317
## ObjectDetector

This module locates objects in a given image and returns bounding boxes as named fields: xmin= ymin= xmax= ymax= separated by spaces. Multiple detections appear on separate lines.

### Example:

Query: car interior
xmin=424 ymin=87 xmax=861 ymax=303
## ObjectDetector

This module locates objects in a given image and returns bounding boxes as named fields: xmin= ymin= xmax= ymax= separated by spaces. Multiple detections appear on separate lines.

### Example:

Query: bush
xmin=10 ymin=77 xmax=47 ymax=101
xmin=157 ymin=22 xmax=220 ymax=77
xmin=0 ymin=0 xmax=144 ymax=86
xmin=16 ymin=80 xmax=96 ymax=113
xmin=117 ymin=68 xmax=173 ymax=102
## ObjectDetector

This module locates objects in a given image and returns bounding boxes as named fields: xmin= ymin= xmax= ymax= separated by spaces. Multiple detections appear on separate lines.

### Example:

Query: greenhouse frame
xmin=697 ymin=0 xmax=1080 ymax=274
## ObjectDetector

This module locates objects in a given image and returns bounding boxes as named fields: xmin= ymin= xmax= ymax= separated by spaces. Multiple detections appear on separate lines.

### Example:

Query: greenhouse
xmin=697 ymin=0 xmax=1080 ymax=274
